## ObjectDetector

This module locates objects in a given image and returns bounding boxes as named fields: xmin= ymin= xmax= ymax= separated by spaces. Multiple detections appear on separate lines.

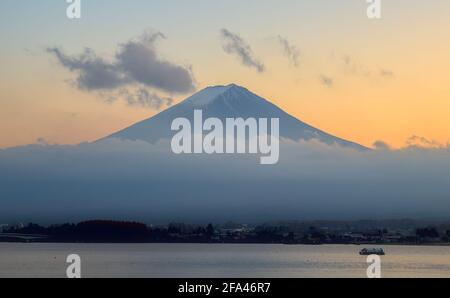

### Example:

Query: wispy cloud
xmin=220 ymin=28 xmax=265 ymax=73
xmin=277 ymin=35 xmax=300 ymax=67
xmin=406 ymin=135 xmax=446 ymax=149
xmin=118 ymin=88 xmax=173 ymax=109
xmin=340 ymin=54 xmax=394 ymax=79
xmin=319 ymin=74 xmax=334 ymax=87
xmin=380 ymin=69 xmax=394 ymax=77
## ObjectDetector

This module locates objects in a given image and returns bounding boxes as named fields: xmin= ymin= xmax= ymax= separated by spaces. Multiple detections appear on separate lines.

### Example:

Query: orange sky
xmin=1 ymin=0 xmax=449 ymax=149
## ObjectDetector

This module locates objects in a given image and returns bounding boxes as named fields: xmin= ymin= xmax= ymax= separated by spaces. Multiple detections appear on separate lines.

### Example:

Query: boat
xmin=359 ymin=248 xmax=385 ymax=256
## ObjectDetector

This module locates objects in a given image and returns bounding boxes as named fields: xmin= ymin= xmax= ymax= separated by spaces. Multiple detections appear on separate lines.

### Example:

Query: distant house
xmin=386 ymin=234 xmax=403 ymax=243
xmin=341 ymin=233 xmax=366 ymax=243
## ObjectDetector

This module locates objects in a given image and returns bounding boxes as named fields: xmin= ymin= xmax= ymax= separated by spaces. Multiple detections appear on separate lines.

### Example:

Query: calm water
xmin=1 ymin=243 xmax=450 ymax=278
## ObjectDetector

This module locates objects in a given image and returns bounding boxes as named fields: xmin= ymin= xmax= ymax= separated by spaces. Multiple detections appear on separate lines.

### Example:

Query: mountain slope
xmin=104 ymin=84 xmax=368 ymax=150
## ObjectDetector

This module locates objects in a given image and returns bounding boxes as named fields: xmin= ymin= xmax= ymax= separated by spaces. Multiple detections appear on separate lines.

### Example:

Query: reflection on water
xmin=1 ymin=243 xmax=450 ymax=278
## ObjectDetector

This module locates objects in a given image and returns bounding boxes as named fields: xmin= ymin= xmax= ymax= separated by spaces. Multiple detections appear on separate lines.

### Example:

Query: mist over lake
xmin=1 ymin=137 xmax=449 ymax=224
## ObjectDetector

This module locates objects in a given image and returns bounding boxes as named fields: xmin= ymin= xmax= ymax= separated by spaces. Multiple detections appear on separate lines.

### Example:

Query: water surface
xmin=1 ymin=243 xmax=449 ymax=278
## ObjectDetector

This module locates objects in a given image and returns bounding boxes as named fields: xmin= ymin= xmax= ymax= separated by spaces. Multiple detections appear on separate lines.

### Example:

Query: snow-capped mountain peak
xmin=103 ymin=84 xmax=368 ymax=150
xmin=185 ymin=84 xmax=257 ymax=107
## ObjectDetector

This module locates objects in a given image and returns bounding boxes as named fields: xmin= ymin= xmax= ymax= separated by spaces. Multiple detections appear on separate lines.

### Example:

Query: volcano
xmin=104 ymin=84 xmax=367 ymax=150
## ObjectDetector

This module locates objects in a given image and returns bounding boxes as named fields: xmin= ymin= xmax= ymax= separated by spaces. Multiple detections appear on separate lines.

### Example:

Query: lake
xmin=1 ymin=243 xmax=450 ymax=278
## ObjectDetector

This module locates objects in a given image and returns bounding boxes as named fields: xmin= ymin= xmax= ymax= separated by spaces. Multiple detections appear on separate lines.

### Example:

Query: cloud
xmin=220 ymin=29 xmax=265 ymax=73
xmin=36 ymin=138 xmax=50 ymax=146
xmin=319 ymin=74 xmax=334 ymax=87
xmin=1 ymin=138 xmax=450 ymax=223
xmin=46 ymin=47 xmax=127 ymax=90
xmin=47 ymin=32 xmax=195 ymax=109
xmin=277 ymin=36 xmax=300 ymax=67
xmin=406 ymin=135 xmax=445 ymax=149
xmin=380 ymin=69 xmax=394 ymax=77
xmin=340 ymin=54 xmax=394 ymax=79
xmin=118 ymin=88 xmax=173 ymax=109
xmin=341 ymin=55 xmax=367 ymax=76
xmin=116 ymin=33 xmax=195 ymax=93
xmin=373 ymin=140 xmax=391 ymax=151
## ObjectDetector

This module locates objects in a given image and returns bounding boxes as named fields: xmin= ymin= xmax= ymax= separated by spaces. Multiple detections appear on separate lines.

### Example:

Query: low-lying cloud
xmin=373 ymin=140 xmax=391 ymax=151
xmin=406 ymin=135 xmax=447 ymax=149
xmin=1 ymin=138 xmax=450 ymax=224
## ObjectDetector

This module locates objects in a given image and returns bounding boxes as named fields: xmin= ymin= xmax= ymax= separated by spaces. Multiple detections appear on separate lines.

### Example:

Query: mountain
xmin=104 ymin=84 xmax=367 ymax=150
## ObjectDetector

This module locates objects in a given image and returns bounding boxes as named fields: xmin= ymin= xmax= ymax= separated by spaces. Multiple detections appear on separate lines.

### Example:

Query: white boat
xmin=359 ymin=248 xmax=385 ymax=256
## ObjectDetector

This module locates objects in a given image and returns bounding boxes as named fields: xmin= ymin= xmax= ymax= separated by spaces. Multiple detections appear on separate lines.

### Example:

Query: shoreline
xmin=1 ymin=241 xmax=450 ymax=247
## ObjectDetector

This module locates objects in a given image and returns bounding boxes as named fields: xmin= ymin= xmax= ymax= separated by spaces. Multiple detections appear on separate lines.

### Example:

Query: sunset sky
xmin=1 ymin=0 xmax=449 ymax=149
